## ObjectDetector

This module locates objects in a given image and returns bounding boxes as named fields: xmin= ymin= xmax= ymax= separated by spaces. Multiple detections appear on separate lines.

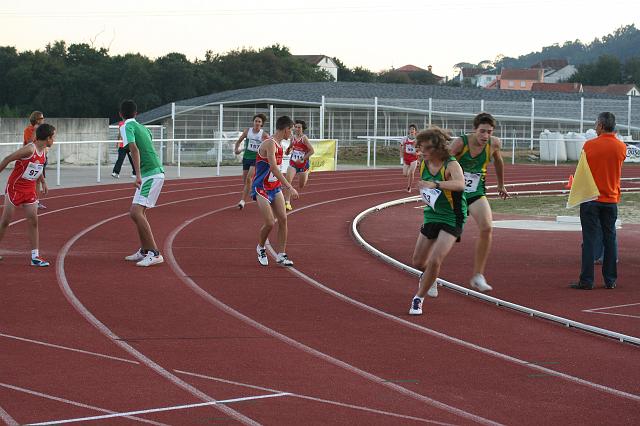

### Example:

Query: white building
xmin=295 ymin=55 xmax=339 ymax=81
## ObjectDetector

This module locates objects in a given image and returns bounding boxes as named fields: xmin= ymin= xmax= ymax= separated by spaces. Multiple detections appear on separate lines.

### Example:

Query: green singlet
xmin=419 ymin=156 xmax=467 ymax=229
xmin=456 ymin=134 xmax=491 ymax=199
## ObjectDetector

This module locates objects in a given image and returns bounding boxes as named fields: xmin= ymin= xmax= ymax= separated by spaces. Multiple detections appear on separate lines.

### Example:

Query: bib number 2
xmin=464 ymin=172 xmax=481 ymax=193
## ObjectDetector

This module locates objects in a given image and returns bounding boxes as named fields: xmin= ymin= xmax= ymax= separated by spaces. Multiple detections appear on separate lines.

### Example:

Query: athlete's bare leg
xmin=22 ymin=202 xmax=39 ymax=250
xmin=297 ymin=170 xmax=309 ymax=190
xmin=0 ymin=194 xmax=16 ymax=243
xmin=284 ymin=167 xmax=296 ymax=204
xmin=256 ymin=194 xmax=275 ymax=247
xmin=271 ymin=192 xmax=288 ymax=254
xmin=414 ymin=231 xmax=457 ymax=298
xmin=406 ymin=160 xmax=417 ymax=192
xmin=130 ymin=204 xmax=158 ymax=251
xmin=468 ymin=197 xmax=493 ymax=276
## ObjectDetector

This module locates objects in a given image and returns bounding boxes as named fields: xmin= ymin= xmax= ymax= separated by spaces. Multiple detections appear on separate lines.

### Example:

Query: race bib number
xmin=291 ymin=150 xmax=305 ymax=163
xmin=405 ymin=144 xmax=416 ymax=154
xmin=464 ymin=172 xmax=481 ymax=193
xmin=267 ymin=172 xmax=278 ymax=183
xmin=625 ymin=144 xmax=640 ymax=163
xmin=247 ymin=138 xmax=261 ymax=152
xmin=21 ymin=162 xmax=44 ymax=181
xmin=421 ymin=187 xmax=441 ymax=211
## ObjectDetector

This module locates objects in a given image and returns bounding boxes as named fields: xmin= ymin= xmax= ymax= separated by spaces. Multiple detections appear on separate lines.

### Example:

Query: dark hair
xmin=294 ymin=119 xmax=307 ymax=130
xmin=408 ymin=124 xmax=417 ymax=130
xmin=276 ymin=115 xmax=294 ymax=131
xmin=35 ymin=123 xmax=55 ymax=140
xmin=29 ymin=111 xmax=44 ymax=125
xmin=473 ymin=112 xmax=497 ymax=129
xmin=120 ymin=100 xmax=137 ymax=119
xmin=253 ymin=113 xmax=267 ymax=123
xmin=416 ymin=127 xmax=452 ymax=160
xmin=596 ymin=112 xmax=616 ymax=132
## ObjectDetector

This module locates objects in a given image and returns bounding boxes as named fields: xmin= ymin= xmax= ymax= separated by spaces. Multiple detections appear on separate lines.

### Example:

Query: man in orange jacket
xmin=571 ymin=112 xmax=626 ymax=290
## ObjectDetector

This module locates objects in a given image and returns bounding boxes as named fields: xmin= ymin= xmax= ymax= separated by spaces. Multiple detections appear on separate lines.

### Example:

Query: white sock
xmin=32 ymin=249 xmax=39 ymax=259
xmin=414 ymin=295 xmax=424 ymax=302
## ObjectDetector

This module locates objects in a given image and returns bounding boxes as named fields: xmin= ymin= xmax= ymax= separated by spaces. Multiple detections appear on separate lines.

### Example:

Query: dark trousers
xmin=112 ymin=147 xmax=135 ymax=175
xmin=579 ymin=201 xmax=618 ymax=286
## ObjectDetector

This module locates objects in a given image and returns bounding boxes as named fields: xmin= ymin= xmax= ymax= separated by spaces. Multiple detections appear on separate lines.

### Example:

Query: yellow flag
xmin=566 ymin=150 xmax=600 ymax=208
xmin=309 ymin=140 xmax=337 ymax=172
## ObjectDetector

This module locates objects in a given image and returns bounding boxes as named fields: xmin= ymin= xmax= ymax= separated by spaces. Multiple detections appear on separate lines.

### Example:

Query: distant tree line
xmin=0 ymin=41 xmax=441 ymax=120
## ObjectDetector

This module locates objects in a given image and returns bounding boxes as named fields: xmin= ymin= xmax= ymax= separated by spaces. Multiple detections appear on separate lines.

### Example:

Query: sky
xmin=1 ymin=0 xmax=639 ymax=78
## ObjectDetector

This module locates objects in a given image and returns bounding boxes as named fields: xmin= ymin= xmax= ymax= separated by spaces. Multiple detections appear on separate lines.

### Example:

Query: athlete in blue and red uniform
xmin=284 ymin=119 xmax=314 ymax=211
xmin=252 ymin=116 xmax=299 ymax=267
xmin=0 ymin=123 xmax=55 ymax=266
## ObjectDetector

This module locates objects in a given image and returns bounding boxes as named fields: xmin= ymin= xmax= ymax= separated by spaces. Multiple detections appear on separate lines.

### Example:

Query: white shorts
xmin=133 ymin=173 xmax=164 ymax=208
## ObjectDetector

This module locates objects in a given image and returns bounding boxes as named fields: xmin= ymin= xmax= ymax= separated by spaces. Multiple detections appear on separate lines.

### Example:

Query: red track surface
xmin=1 ymin=165 xmax=639 ymax=425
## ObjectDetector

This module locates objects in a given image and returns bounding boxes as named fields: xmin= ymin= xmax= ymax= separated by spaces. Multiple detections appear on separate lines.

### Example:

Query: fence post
xmin=269 ymin=104 xmax=274 ymax=135
xmin=56 ymin=143 xmax=61 ymax=186
xmin=171 ymin=102 xmax=176 ymax=165
xmin=159 ymin=125 xmax=164 ymax=165
xmin=320 ymin=95 xmax=325 ymax=139
xmin=580 ymin=97 xmax=584 ymax=134
xmin=512 ymin=137 xmax=516 ymax=165
xmin=428 ymin=98 xmax=432 ymax=127
xmin=96 ymin=141 xmax=101 ymax=183
xmin=373 ymin=97 xmax=378 ymax=169
xmin=480 ymin=99 xmax=485 ymax=112
xmin=628 ymin=95 xmax=632 ymax=137
xmin=530 ymin=97 xmax=535 ymax=150
xmin=217 ymin=103 xmax=223 ymax=176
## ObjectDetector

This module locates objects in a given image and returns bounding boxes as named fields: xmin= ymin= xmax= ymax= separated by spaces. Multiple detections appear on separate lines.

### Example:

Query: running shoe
xmin=37 ymin=202 xmax=46 ymax=209
xmin=409 ymin=297 xmax=423 ymax=315
xmin=31 ymin=257 xmax=50 ymax=267
xmin=111 ymin=172 xmax=119 ymax=178
xmin=285 ymin=202 xmax=293 ymax=211
xmin=276 ymin=253 xmax=293 ymax=266
xmin=125 ymin=249 xmax=146 ymax=262
xmin=257 ymin=246 xmax=268 ymax=266
xmin=427 ymin=280 xmax=438 ymax=298
xmin=238 ymin=200 xmax=246 ymax=210
xmin=470 ymin=274 xmax=493 ymax=292
xmin=136 ymin=252 xmax=164 ymax=267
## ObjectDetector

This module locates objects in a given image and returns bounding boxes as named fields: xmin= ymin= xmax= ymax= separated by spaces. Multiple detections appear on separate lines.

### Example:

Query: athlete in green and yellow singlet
xmin=450 ymin=112 xmax=509 ymax=293
xmin=409 ymin=127 xmax=467 ymax=316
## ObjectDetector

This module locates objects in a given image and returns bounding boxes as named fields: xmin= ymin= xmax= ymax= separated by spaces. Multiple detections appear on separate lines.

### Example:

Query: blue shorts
xmin=252 ymin=186 xmax=282 ymax=204
xmin=289 ymin=160 xmax=310 ymax=174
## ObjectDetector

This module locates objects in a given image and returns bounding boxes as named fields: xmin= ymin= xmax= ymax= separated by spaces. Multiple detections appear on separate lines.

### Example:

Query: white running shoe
xmin=257 ymin=246 xmax=268 ymax=266
xmin=427 ymin=280 xmax=439 ymax=298
xmin=470 ymin=274 xmax=493 ymax=292
xmin=125 ymin=249 xmax=145 ymax=262
xmin=276 ymin=253 xmax=294 ymax=266
xmin=111 ymin=172 xmax=119 ymax=178
xmin=136 ymin=252 xmax=164 ymax=267
xmin=409 ymin=297 xmax=423 ymax=315
xmin=238 ymin=200 xmax=246 ymax=210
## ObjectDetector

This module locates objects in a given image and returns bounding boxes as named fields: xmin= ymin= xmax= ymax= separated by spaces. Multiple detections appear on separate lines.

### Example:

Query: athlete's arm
xmin=234 ymin=129 xmax=248 ymax=155
xmin=442 ymin=161 xmax=465 ymax=192
xmin=449 ymin=137 xmax=464 ymax=156
xmin=38 ymin=175 xmax=48 ymax=195
xmin=0 ymin=144 xmax=36 ymax=174
xmin=491 ymin=137 xmax=509 ymax=199
xmin=302 ymin=136 xmax=314 ymax=161
xmin=399 ymin=139 xmax=405 ymax=158
xmin=261 ymin=131 xmax=270 ymax=141
xmin=128 ymin=142 xmax=142 ymax=189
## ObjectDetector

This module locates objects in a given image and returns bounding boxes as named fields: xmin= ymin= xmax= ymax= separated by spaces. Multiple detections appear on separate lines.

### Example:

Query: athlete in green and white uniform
xmin=120 ymin=100 xmax=165 ymax=267
xmin=450 ymin=112 xmax=509 ymax=292
xmin=409 ymin=128 xmax=467 ymax=316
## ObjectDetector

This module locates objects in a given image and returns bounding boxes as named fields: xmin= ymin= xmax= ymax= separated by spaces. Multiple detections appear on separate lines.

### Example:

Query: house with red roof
xmin=583 ymin=84 xmax=639 ymax=96
xmin=498 ymin=68 xmax=544 ymax=90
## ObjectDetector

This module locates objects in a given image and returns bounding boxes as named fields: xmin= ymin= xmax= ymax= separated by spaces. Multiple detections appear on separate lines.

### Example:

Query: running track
xmin=1 ymin=165 xmax=639 ymax=425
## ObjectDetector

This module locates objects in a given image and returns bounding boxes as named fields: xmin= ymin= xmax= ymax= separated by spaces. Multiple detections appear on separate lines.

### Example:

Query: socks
xmin=31 ymin=249 xmax=39 ymax=259
xmin=413 ymin=295 xmax=424 ymax=302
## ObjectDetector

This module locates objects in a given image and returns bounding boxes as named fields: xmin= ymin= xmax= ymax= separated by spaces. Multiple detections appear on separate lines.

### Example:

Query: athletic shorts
xmin=466 ymin=194 xmax=486 ymax=206
xmin=289 ymin=160 xmax=310 ymax=174
xmin=403 ymin=158 xmax=418 ymax=166
xmin=420 ymin=222 xmax=462 ymax=242
xmin=5 ymin=187 xmax=37 ymax=207
xmin=252 ymin=186 xmax=282 ymax=204
xmin=242 ymin=158 xmax=256 ymax=171
xmin=133 ymin=173 xmax=164 ymax=208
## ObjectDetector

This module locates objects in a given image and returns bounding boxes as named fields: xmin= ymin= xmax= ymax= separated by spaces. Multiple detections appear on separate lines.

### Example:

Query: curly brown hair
xmin=416 ymin=127 xmax=452 ymax=161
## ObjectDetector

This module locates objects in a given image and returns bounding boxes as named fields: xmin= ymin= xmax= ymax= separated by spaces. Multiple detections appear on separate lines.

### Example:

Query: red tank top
xmin=7 ymin=143 xmax=47 ymax=192
xmin=403 ymin=137 xmax=418 ymax=162
xmin=255 ymin=139 xmax=283 ymax=190
xmin=289 ymin=136 xmax=309 ymax=164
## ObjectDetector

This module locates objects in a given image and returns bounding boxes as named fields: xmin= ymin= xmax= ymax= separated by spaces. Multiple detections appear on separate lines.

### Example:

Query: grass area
xmin=489 ymin=192 xmax=640 ymax=224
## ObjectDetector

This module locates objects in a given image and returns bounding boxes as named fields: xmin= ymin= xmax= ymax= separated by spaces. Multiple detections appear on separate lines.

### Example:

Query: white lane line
xmin=174 ymin=370 xmax=453 ymax=425
xmin=55 ymin=192 xmax=261 ymax=426
xmin=0 ymin=332 xmax=138 ymax=365
xmin=28 ymin=392 xmax=290 ymax=425
xmin=165 ymin=190 xmax=503 ymax=426
xmin=583 ymin=302 xmax=640 ymax=312
xmin=0 ymin=405 xmax=18 ymax=426
xmin=279 ymin=195 xmax=640 ymax=402
xmin=0 ymin=383 xmax=167 ymax=426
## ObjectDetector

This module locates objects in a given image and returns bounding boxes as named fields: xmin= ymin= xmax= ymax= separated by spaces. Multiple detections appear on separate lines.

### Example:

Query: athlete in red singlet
xmin=283 ymin=119 xmax=314 ymax=211
xmin=0 ymin=123 xmax=55 ymax=266
xmin=400 ymin=124 xmax=419 ymax=192
xmin=251 ymin=116 xmax=299 ymax=267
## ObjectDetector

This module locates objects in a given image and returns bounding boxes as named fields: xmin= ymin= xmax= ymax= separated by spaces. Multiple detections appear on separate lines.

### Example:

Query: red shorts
xmin=6 ymin=186 xmax=38 ymax=206
xmin=403 ymin=156 xmax=418 ymax=166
